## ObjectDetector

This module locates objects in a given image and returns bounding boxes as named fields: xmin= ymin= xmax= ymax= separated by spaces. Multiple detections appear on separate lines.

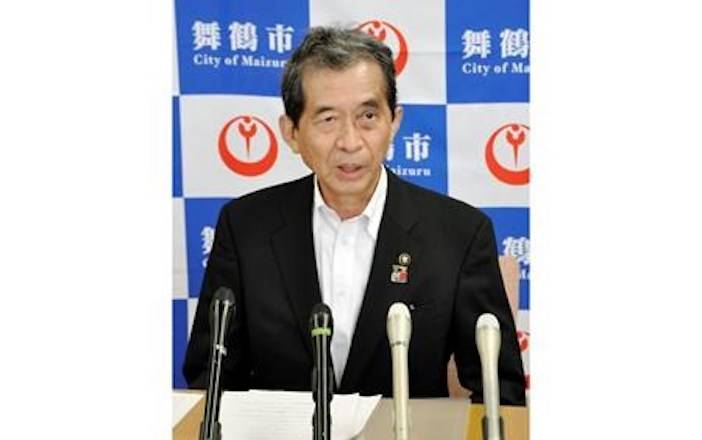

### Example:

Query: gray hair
xmin=281 ymin=26 xmax=397 ymax=127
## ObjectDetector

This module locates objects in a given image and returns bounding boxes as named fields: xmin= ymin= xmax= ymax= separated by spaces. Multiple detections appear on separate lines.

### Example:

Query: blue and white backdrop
xmin=172 ymin=0 xmax=530 ymax=391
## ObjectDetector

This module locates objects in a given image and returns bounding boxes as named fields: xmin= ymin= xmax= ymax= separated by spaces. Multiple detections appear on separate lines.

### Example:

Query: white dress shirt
xmin=312 ymin=167 xmax=388 ymax=384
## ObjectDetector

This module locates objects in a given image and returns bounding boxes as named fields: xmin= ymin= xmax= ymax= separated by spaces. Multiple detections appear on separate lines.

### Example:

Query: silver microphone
xmin=476 ymin=313 xmax=503 ymax=440
xmin=387 ymin=302 xmax=412 ymax=440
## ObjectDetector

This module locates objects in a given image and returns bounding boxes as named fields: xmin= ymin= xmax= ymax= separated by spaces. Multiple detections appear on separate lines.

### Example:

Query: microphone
xmin=310 ymin=303 xmax=334 ymax=440
xmin=199 ymin=287 xmax=236 ymax=440
xmin=476 ymin=313 xmax=504 ymax=440
xmin=387 ymin=302 xmax=412 ymax=440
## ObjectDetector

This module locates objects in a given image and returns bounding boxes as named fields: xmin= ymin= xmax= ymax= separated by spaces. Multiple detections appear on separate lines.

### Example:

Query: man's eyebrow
xmin=359 ymin=99 xmax=380 ymax=108
xmin=309 ymin=99 xmax=381 ymax=117
xmin=311 ymin=106 xmax=335 ymax=117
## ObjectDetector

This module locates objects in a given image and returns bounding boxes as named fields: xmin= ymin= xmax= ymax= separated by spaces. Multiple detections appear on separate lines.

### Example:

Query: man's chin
xmin=324 ymin=177 xmax=372 ymax=198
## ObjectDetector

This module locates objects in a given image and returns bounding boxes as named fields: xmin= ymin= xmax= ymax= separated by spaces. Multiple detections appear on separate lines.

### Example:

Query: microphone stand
xmin=310 ymin=304 xmax=334 ymax=440
xmin=481 ymin=415 xmax=505 ymax=440
xmin=312 ymin=332 xmax=333 ymax=440
xmin=199 ymin=298 xmax=234 ymax=440
xmin=387 ymin=302 xmax=412 ymax=440
xmin=476 ymin=313 xmax=505 ymax=440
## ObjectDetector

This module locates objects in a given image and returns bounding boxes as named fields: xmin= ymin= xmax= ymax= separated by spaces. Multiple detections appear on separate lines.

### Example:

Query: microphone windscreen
xmin=388 ymin=302 xmax=411 ymax=320
xmin=476 ymin=313 xmax=500 ymax=331
xmin=213 ymin=286 xmax=235 ymax=304
xmin=387 ymin=302 xmax=411 ymax=345
xmin=209 ymin=287 xmax=236 ymax=332
xmin=309 ymin=302 xmax=333 ymax=335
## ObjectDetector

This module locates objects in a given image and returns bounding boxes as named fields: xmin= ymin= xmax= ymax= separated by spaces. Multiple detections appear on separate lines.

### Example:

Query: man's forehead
xmin=302 ymin=59 xmax=383 ymax=82
xmin=300 ymin=60 xmax=388 ymax=109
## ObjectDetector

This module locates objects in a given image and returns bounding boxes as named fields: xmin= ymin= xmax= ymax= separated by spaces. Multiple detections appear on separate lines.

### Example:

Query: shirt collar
xmin=313 ymin=166 xmax=388 ymax=240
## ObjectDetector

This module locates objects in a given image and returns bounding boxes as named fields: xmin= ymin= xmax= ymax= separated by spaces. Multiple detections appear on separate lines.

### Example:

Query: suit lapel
xmin=270 ymin=175 xmax=321 ymax=358
xmin=340 ymin=171 xmax=421 ymax=391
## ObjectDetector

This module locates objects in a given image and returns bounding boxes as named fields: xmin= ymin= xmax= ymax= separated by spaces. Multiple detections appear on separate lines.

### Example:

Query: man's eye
xmin=363 ymin=111 xmax=376 ymax=120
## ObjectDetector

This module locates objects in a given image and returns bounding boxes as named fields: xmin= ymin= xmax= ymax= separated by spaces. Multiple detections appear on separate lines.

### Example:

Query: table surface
xmin=173 ymin=391 xmax=528 ymax=440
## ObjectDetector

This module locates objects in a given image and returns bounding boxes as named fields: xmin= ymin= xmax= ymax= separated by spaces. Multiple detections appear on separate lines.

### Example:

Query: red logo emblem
xmin=357 ymin=20 xmax=409 ymax=75
xmin=485 ymin=123 xmax=530 ymax=185
xmin=218 ymin=115 xmax=278 ymax=177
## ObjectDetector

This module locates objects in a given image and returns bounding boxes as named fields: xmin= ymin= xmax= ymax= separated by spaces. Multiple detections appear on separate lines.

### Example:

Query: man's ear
xmin=279 ymin=115 xmax=299 ymax=154
xmin=391 ymin=105 xmax=404 ymax=138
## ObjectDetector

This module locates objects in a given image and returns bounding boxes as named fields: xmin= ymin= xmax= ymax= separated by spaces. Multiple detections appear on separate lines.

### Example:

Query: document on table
xmin=219 ymin=390 xmax=381 ymax=440
xmin=172 ymin=391 xmax=204 ymax=427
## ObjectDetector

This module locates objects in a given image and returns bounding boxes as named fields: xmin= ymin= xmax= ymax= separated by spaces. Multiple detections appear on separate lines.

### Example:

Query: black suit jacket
xmin=183 ymin=171 xmax=526 ymax=405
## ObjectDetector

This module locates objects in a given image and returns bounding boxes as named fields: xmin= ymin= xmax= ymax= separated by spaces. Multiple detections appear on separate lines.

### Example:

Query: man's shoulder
xmin=389 ymin=175 xmax=493 ymax=258
xmin=392 ymin=174 xmax=488 ymax=227
xmin=221 ymin=174 xmax=311 ymax=212
xmin=220 ymin=175 xmax=312 ymax=235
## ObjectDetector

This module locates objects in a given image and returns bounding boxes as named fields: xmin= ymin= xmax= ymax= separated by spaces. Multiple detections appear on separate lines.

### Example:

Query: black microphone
xmin=310 ymin=303 xmax=334 ymax=440
xmin=199 ymin=287 xmax=236 ymax=440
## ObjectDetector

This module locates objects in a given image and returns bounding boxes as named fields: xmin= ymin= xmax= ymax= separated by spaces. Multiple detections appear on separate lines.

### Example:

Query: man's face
xmin=280 ymin=60 xmax=403 ymax=209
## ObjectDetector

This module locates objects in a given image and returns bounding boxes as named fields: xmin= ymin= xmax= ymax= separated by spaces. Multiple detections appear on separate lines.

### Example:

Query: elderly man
xmin=184 ymin=27 xmax=526 ymax=405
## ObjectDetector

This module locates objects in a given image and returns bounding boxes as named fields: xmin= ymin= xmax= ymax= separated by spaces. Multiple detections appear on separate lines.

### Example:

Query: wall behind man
xmin=171 ymin=0 xmax=530 ymax=391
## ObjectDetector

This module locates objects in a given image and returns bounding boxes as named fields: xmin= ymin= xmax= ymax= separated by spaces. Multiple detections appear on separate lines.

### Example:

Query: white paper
xmin=172 ymin=391 xmax=204 ymax=427
xmin=219 ymin=390 xmax=381 ymax=440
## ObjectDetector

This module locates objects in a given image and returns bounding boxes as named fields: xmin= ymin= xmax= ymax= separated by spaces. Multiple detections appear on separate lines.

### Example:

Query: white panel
xmin=172 ymin=198 xmax=188 ymax=299
xmin=180 ymin=95 xmax=310 ymax=197
xmin=517 ymin=309 xmax=530 ymax=336
xmin=187 ymin=298 xmax=200 ymax=339
xmin=447 ymin=103 xmax=529 ymax=206
xmin=309 ymin=0 xmax=446 ymax=104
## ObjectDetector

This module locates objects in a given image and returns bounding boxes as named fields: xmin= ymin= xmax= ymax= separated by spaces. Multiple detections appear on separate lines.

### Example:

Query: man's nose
xmin=335 ymin=118 xmax=363 ymax=152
